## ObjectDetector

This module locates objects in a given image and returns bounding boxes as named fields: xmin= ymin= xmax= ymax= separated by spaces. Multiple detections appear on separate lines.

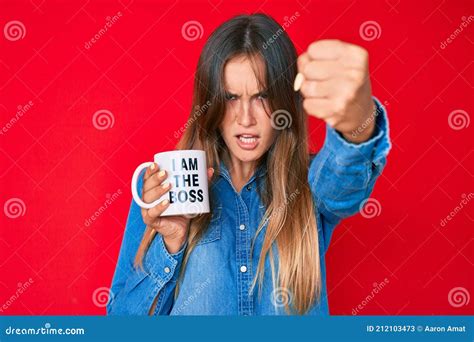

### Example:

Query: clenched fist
xmin=294 ymin=39 xmax=377 ymax=143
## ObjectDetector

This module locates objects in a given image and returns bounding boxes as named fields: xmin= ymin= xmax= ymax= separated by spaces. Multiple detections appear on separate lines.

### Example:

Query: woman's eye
xmin=225 ymin=93 xmax=237 ymax=101
xmin=257 ymin=93 xmax=269 ymax=100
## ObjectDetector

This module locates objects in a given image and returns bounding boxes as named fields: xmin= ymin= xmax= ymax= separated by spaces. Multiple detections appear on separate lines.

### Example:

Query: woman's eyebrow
xmin=224 ymin=90 xmax=268 ymax=98
xmin=224 ymin=90 xmax=239 ymax=98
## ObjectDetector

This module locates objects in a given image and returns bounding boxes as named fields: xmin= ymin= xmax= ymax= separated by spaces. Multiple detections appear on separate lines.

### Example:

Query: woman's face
xmin=219 ymin=55 xmax=276 ymax=164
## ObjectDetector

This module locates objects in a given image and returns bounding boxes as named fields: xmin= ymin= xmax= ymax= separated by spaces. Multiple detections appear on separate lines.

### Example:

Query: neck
xmin=223 ymin=152 xmax=258 ymax=193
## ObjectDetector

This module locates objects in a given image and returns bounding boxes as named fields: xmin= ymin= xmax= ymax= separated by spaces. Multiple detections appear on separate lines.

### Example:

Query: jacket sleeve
xmin=107 ymin=170 xmax=185 ymax=315
xmin=309 ymin=97 xmax=391 ymax=250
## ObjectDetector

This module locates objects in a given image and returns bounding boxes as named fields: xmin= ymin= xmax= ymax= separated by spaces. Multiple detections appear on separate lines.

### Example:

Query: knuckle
xmin=307 ymin=41 xmax=319 ymax=56
xmin=303 ymin=99 xmax=314 ymax=113
xmin=357 ymin=45 xmax=369 ymax=60
xmin=148 ymin=206 xmax=162 ymax=219
xmin=300 ymin=82 xmax=312 ymax=97
xmin=348 ymin=69 xmax=364 ymax=83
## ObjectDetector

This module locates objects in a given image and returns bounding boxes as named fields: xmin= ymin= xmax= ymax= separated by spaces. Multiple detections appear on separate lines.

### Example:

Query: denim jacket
xmin=107 ymin=97 xmax=391 ymax=315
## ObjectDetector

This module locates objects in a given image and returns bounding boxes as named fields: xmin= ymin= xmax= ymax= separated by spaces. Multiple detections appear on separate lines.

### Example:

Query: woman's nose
xmin=236 ymin=102 xmax=256 ymax=127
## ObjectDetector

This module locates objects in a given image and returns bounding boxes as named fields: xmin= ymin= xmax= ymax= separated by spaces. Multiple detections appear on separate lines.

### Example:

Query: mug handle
xmin=131 ymin=162 xmax=163 ymax=209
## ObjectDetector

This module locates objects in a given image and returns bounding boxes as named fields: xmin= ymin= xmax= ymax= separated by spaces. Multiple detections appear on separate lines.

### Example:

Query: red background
xmin=0 ymin=0 xmax=472 ymax=315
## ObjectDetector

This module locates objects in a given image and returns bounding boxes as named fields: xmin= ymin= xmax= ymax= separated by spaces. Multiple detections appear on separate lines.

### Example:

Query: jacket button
xmin=239 ymin=224 xmax=246 ymax=230
xmin=164 ymin=267 xmax=171 ymax=274
xmin=240 ymin=265 xmax=247 ymax=273
xmin=246 ymin=185 xmax=251 ymax=191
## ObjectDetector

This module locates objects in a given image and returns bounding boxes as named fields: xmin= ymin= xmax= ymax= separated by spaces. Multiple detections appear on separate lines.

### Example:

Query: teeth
xmin=239 ymin=135 xmax=257 ymax=143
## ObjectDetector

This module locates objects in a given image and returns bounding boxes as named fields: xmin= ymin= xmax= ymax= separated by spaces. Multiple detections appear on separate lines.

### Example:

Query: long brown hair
xmin=135 ymin=13 xmax=321 ymax=314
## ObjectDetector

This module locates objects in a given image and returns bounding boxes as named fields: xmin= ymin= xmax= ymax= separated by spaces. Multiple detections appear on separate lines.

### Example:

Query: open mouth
xmin=235 ymin=134 xmax=260 ymax=150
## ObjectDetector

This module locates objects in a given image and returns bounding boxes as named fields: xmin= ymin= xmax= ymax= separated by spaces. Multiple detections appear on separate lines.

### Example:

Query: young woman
xmin=108 ymin=13 xmax=390 ymax=315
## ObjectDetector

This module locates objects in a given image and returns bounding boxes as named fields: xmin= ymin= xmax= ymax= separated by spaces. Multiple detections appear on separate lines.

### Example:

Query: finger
xmin=297 ymin=52 xmax=311 ymax=73
xmin=143 ymin=163 xmax=160 ymax=181
xmin=151 ymin=215 xmax=188 ymax=232
xmin=207 ymin=167 xmax=214 ymax=181
xmin=307 ymin=39 xmax=344 ymax=61
xmin=341 ymin=43 xmax=369 ymax=69
xmin=151 ymin=220 xmax=177 ymax=237
xmin=147 ymin=199 xmax=171 ymax=219
xmin=141 ymin=208 xmax=155 ymax=226
xmin=300 ymin=80 xmax=332 ymax=99
xmin=294 ymin=53 xmax=311 ymax=91
xmin=143 ymin=181 xmax=171 ymax=204
xmin=143 ymin=169 xmax=167 ymax=193
xmin=301 ymin=60 xmax=341 ymax=81
xmin=302 ymin=98 xmax=335 ymax=120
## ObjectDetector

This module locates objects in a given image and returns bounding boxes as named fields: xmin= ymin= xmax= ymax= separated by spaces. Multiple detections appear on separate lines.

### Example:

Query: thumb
xmin=207 ymin=167 xmax=214 ymax=181
xmin=294 ymin=52 xmax=310 ymax=91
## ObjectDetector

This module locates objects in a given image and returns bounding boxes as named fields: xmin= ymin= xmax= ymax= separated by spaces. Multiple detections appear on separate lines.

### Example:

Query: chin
xmin=230 ymin=146 xmax=266 ymax=163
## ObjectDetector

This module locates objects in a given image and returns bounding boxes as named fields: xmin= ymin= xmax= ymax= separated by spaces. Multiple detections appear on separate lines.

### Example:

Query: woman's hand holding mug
xmin=131 ymin=150 xmax=212 ymax=254
xmin=139 ymin=163 xmax=214 ymax=254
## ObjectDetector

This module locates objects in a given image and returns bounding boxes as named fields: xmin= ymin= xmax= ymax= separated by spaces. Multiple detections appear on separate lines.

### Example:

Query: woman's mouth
xmin=235 ymin=134 xmax=259 ymax=150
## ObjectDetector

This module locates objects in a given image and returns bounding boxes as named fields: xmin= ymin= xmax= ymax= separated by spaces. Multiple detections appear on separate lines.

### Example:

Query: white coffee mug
xmin=131 ymin=150 xmax=210 ymax=216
